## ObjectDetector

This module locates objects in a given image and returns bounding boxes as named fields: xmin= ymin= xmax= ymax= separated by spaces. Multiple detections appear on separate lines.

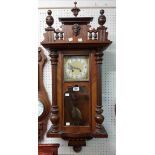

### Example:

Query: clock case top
xmin=41 ymin=11 xmax=111 ymax=50
xmin=41 ymin=3 xmax=112 ymax=152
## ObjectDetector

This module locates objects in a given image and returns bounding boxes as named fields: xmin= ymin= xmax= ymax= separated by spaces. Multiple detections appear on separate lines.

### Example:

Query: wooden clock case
xmin=38 ymin=144 xmax=60 ymax=155
xmin=38 ymin=47 xmax=51 ymax=140
xmin=41 ymin=2 xmax=112 ymax=152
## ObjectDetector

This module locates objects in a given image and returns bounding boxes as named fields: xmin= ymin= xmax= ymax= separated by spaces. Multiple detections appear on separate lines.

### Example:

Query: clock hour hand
xmin=68 ymin=64 xmax=81 ymax=72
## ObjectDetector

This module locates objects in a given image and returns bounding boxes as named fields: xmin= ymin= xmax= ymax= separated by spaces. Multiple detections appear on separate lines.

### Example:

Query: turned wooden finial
xmin=71 ymin=1 xmax=80 ymax=17
xmin=45 ymin=10 xmax=54 ymax=31
xmin=98 ymin=9 xmax=106 ymax=27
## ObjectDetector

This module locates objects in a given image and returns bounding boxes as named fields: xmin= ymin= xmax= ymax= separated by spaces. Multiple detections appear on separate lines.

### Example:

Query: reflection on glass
xmin=64 ymin=85 xmax=89 ymax=126
xmin=38 ymin=100 xmax=44 ymax=117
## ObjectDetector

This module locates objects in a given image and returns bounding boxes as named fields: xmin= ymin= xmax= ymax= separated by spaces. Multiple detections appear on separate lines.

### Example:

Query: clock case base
xmin=47 ymin=126 xmax=108 ymax=152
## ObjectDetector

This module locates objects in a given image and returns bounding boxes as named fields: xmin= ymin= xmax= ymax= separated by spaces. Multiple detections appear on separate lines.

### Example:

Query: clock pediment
xmin=59 ymin=17 xmax=93 ymax=24
xmin=41 ymin=3 xmax=111 ymax=48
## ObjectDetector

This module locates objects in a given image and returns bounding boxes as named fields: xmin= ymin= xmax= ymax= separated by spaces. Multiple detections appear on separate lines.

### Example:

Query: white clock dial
xmin=38 ymin=100 xmax=44 ymax=117
xmin=64 ymin=56 xmax=89 ymax=81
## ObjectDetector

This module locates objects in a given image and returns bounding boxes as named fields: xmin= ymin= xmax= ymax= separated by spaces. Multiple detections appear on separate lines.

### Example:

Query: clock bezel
xmin=63 ymin=55 xmax=89 ymax=82
xmin=62 ymin=50 xmax=90 ymax=83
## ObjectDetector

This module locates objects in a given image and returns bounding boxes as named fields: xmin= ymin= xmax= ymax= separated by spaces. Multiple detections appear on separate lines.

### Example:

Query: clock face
xmin=64 ymin=56 xmax=89 ymax=81
xmin=38 ymin=100 xmax=44 ymax=117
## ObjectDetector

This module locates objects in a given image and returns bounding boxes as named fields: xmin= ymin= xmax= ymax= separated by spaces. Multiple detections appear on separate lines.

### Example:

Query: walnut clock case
xmin=41 ymin=2 xmax=112 ymax=152
xmin=38 ymin=47 xmax=51 ymax=140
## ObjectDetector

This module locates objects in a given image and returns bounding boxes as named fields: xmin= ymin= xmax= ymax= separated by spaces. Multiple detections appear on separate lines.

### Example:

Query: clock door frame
xmin=57 ymin=50 xmax=92 ymax=133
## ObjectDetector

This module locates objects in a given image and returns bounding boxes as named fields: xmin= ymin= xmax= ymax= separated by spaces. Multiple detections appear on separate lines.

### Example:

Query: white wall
xmin=38 ymin=1 xmax=116 ymax=155
xmin=38 ymin=0 xmax=116 ymax=8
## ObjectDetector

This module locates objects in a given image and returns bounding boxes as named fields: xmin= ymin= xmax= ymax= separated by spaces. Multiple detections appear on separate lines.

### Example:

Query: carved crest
xmin=72 ymin=23 xmax=81 ymax=36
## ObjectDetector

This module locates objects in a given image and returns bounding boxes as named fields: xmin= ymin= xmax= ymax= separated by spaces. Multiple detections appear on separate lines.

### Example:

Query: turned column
xmin=45 ymin=10 xmax=59 ymax=132
xmin=95 ymin=51 xmax=104 ymax=132
xmin=94 ymin=9 xmax=109 ymax=132
xmin=49 ymin=50 xmax=59 ymax=132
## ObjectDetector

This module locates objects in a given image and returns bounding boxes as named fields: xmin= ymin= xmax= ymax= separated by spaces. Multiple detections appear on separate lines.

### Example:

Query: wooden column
xmin=44 ymin=10 xmax=59 ymax=133
xmin=49 ymin=50 xmax=59 ymax=133
xmin=95 ymin=51 xmax=104 ymax=132
xmin=94 ymin=9 xmax=108 ymax=133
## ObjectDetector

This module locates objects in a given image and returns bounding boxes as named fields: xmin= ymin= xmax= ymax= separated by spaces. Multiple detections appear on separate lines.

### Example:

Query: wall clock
xmin=38 ymin=47 xmax=51 ymax=140
xmin=41 ymin=2 xmax=112 ymax=152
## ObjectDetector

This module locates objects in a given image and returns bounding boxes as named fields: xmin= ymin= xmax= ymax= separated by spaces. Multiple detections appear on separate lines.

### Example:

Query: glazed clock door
xmin=62 ymin=52 xmax=91 ymax=132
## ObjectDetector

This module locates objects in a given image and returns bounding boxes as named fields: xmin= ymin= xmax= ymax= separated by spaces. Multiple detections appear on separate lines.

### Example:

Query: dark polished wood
xmin=59 ymin=17 xmax=93 ymax=24
xmin=38 ymin=47 xmax=51 ymax=140
xmin=95 ymin=51 xmax=104 ymax=132
xmin=45 ymin=10 xmax=54 ymax=31
xmin=71 ymin=1 xmax=80 ymax=17
xmin=41 ymin=42 xmax=111 ymax=50
xmin=49 ymin=50 xmax=59 ymax=133
xmin=38 ymin=144 xmax=59 ymax=155
xmin=40 ymin=2 xmax=111 ymax=152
